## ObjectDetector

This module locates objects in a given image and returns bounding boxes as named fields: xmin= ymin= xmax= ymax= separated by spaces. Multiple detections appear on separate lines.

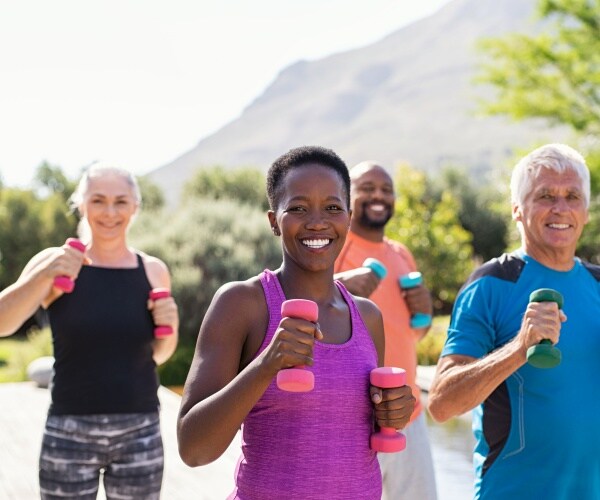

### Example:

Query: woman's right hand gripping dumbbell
xmin=50 ymin=238 xmax=90 ymax=293
xmin=263 ymin=299 xmax=323 ymax=392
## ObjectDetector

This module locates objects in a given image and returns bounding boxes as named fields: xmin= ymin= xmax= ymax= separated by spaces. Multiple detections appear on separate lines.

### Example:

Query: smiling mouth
xmin=367 ymin=203 xmax=387 ymax=213
xmin=547 ymin=223 xmax=571 ymax=229
xmin=301 ymin=238 xmax=332 ymax=249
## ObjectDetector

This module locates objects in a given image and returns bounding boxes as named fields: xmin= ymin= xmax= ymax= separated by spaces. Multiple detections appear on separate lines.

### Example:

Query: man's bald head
xmin=349 ymin=161 xmax=392 ymax=184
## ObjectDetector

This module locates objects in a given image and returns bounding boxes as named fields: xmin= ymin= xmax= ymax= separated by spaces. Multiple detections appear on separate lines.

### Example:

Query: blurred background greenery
xmin=3 ymin=0 xmax=600 ymax=385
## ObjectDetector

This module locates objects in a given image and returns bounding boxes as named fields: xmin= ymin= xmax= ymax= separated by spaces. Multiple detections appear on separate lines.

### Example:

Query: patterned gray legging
xmin=39 ymin=412 xmax=163 ymax=500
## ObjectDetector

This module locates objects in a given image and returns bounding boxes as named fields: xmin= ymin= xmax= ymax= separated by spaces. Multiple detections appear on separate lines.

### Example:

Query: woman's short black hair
xmin=266 ymin=145 xmax=350 ymax=210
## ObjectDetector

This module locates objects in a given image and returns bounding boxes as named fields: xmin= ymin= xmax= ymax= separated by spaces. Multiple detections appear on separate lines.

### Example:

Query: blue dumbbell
xmin=363 ymin=258 xmax=387 ymax=279
xmin=399 ymin=272 xmax=432 ymax=328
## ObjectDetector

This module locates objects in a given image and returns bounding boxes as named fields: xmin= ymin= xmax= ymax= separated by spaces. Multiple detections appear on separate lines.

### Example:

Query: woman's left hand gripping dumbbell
xmin=370 ymin=368 xmax=416 ymax=451
xmin=148 ymin=288 xmax=178 ymax=338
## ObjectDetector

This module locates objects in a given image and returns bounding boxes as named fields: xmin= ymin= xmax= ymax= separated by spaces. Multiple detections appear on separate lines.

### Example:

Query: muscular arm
xmin=428 ymin=301 xmax=565 ymax=422
xmin=427 ymin=342 xmax=526 ymax=422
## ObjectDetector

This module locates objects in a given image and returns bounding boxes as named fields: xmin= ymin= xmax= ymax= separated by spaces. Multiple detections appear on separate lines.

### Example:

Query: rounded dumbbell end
xmin=370 ymin=366 xmax=406 ymax=388
xmin=276 ymin=369 xmax=315 ymax=392
xmin=154 ymin=325 xmax=174 ymax=338
xmin=363 ymin=258 xmax=387 ymax=279
xmin=66 ymin=238 xmax=86 ymax=253
xmin=410 ymin=313 xmax=432 ymax=329
xmin=281 ymin=299 xmax=318 ymax=323
xmin=399 ymin=272 xmax=423 ymax=289
xmin=53 ymin=276 xmax=75 ymax=293
xmin=527 ymin=340 xmax=561 ymax=369
xmin=370 ymin=428 xmax=407 ymax=453
xmin=149 ymin=288 xmax=171 ymax=300
xmin=529 ymin=288 xmax=564 ymax=309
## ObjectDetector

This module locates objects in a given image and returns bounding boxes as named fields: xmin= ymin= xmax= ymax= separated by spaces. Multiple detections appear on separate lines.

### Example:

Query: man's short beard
xmin=359 ymin=212 xmax=391 ymax=229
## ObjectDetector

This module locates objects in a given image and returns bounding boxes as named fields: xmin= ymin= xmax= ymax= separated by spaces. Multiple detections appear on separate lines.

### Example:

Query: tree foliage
xmin=477 ymin=0 xmax=600 ymax=137
xmin=433 ymin=167 xmax=510 ymax=262
xmin=0 ymin=188 xmax=77 ymax=289
xmin=386 ymin=164 xmax=475 ymax=313
xmin=129 ymin=198 xmax=281 ymax=345
xmin=183 ymin=166 xmax=269 ymax=209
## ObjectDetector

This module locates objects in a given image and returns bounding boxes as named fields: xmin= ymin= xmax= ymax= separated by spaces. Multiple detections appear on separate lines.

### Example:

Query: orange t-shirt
xmin=335 ymin=231 xmax=422 ymax=422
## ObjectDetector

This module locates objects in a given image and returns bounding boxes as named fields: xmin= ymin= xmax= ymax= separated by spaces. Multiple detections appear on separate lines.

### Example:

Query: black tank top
xmin=47 ymin=254 xmax=160 ymax=415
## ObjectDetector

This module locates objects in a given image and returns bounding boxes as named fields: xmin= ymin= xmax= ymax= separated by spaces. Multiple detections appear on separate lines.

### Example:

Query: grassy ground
xmin=0 ymin=328 xmax=52 ymax=383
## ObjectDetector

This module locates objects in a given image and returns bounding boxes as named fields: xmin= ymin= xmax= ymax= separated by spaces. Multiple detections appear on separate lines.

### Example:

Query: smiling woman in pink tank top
xmin=177 ymin=146 xmax=415 ymax=499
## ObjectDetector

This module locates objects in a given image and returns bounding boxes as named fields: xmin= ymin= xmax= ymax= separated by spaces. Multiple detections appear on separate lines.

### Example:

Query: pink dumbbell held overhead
xmin=53 ymin=238 xmax=86 ymax=293
xmin=370 ymin=367 xmax=407 ymax=453
xmin=149 ymin=288 xmax=174 ymax=338
xmin=276 ymin=299 xmax=318 ymax=392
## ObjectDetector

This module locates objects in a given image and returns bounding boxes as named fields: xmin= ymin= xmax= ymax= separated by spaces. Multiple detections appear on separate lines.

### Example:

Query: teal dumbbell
xmin=526 ymin=288 xmax=563 ymax=369
xmin=363 ymin=258 xmax=387 ymax=279
xmin=399 ymin=272 xmax=432 ymax=328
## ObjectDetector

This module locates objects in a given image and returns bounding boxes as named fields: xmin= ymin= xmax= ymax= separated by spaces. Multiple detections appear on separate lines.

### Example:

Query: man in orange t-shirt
xmin=335 ymin=161 xmax=437 ymax=500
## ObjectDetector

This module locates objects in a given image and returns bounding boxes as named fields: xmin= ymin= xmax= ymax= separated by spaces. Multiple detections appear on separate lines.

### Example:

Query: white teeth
xmin=369 ymin=204 xmax=385 ymax=212
xmin=302 ymin=239 xmax=331 ymax=249
xmin=548 ymin=223 xmax=570 ymax=229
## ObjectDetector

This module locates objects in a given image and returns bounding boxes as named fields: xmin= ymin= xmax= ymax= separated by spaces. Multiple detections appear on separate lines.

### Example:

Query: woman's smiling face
xmin=269 ymin=163 xmax=350 ymax=272
xmin=80 ymin=173 xmax=139 ymax=241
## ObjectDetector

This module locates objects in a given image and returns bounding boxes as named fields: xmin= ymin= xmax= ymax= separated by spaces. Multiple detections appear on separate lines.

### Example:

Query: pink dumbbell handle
xmin=276 ymin=299 xmax=318 ymax=392
xmin=370 ymin=367 xmax=407 ymax=453
xmin=149 ymin=288 xmax=173 ymax=338
xmin=53 ymin=238 xmax=86 ymax=293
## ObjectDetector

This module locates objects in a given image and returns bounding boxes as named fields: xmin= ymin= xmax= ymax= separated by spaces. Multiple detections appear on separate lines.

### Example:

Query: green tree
xmin=34 ymin=161 xmax=76 ymax=201
xmin=433 ymin=167 xmax=509 ymax=262
xmin=477 ymin=0 xmax=600 ymax=139
xmin=387 ymin=164 xmax=474 ymax=313
xmin=183 ymin=166 xmax=269 ymax=209
xmin=138 ymin=175 xmax=165 ymax=212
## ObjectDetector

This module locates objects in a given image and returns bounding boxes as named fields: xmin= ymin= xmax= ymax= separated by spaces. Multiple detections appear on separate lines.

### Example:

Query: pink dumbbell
xmin=276 ymin=299 xmax=318 ymax=392
xmin=53 ymin=238 xmax=86 ymax=293
xmin=149 ymin=288 xmax=174 ymax=338
xmin=370 ymin=366 xmax=407 ymax=453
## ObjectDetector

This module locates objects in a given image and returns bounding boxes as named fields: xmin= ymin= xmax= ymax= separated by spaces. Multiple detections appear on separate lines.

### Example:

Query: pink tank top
xmin=230 ymin=269 xmax=381 ymax=500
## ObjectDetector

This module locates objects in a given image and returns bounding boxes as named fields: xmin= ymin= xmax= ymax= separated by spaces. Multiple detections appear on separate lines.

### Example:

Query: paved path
xmin=0 ymin=383 xmax=240 ymax=500
xmin=1 ymin=367 xmax=473 ymax=500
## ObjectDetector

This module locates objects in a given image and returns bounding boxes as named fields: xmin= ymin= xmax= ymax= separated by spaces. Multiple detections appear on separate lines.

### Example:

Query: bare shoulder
xmin=209 ymin=275 xmax=266 ymax=319
xmin=138 ymin=250 xmax=170 ymax=289
xmin=353 ymin=295 xmax=383 ymax=327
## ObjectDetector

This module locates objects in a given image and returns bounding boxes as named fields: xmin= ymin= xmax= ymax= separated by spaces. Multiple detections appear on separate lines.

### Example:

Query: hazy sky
xmin=1 ymin=0 xmax=451 ymax=188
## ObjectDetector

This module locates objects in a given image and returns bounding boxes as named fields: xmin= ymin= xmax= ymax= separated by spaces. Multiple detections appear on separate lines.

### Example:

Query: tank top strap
xmin=258 ymin=269 xmax=286 ymax=348
xmin=335 ymin=279 xmax=372 ymax=345
xmin=134 ymin=252 xmax=152 ymax=285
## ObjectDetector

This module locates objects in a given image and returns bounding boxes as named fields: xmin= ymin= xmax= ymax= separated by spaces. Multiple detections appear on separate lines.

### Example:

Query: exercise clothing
xmin=39 ymin=413 xmax=163 ymax=500
xmin=47 ymin=254 xmax=159 ymax=415
xmin=229 ymin=269 xmax=381 ymax=500
xmin=442 ymin=249 xmax=600 ymax=499
xmin=335 ymin=231 xmax=423 ymax=422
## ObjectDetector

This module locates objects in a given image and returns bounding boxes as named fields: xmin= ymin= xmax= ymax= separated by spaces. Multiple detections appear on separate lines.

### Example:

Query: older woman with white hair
xmin=0 ymin=162 xmax=178 ymax=499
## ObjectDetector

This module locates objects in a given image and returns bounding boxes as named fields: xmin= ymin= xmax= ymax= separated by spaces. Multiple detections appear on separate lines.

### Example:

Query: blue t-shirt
xmin=442 ymin=250 xmax=600 ymax=499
